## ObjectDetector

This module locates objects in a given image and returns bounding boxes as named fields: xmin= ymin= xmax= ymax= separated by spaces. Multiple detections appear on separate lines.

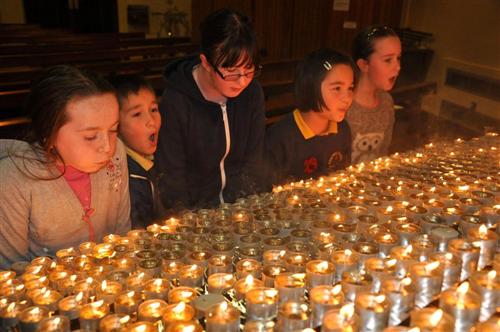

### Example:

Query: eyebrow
xmin=78 ymin=120 xmax=119 ymax=132
xmin=328 ymin=81 xmax=349 ymax=85
xmin=125 ymin=100 xmax=160 ymax=112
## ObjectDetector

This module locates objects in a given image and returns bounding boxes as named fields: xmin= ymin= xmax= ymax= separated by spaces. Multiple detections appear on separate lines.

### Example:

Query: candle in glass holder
xmin=331 ymin=249 xmax=360 ymax=282
xmin=410 ymin=308 xmax=454 ymax=332
xmin=32 ymin=288 xmax=62 ymax=312
xmin=365 ymin=257 xmax=397 ymax=293
xmin=467 ymin=225 xmax=498 ymax=270
xmin=114 ymin=290 xmax=142 ymax=315
xmin=73 ymin=277 xmax=98 ymax=299
xmin=355 ymin=292 xmax=390 ymax=332
xmin=143 ymin=278 xmax=170 ymax=300
xmin=352 ymin=242 xmax=380 ymax=269
xmin=127 ymin=321 xmax=157 ymax=332
xmin=18 ymin=306 xmax=49 ymax=332
xmin=429 ymin=226 xmax=460 ymax=252
xmin=208 ymin=255 xmax=233 ymax=275
xmin=429 ymin=252 xmax=461 ymax=291
xmin=341 ymin=271 xmax=373 ymax=303
xmin=409 ymin=235 xmax=436 ymax=261
xmin=95 ymin=280 xmax=122 ymax=304
xmin=178 ymin=264 xmax=204 ymax=288
xmin=381 ymin=277 xmax=415 ymax=326
xmin=393 ymin=223 xmax=422 ymax=247
xmin=356 ymin=214 xmax=380 ymax=239
xmin=162 ymin=301 xmax=195 ymax=328
xmin=245 ymin=287 xmax=279 ymax=321
xmin=275 ymin=273 xmax=306 ymax=304
xmin=234 ymin=275 xmax=263 ymax=301
xmin=137 ymin=299 xmax=168 ymax=323
xmin=373 ymin=232 xmax=399 ymax=257
xmin=113 ymin=257 xmax=136 ymax=273
xmin=0 ymin=271 xmax=16 ymax=285
xmin=79 ymin=300 xmax=109 ymax=331
xmin=309 ymin=285 xmax=344 ymax=328
xmin=207 ymin=273 xmax=235 ymax=294
xmin=262 ymin=265 xmax=286 ymax=287
xmin=37 ymin=315 xmax=71 ymax=332
xmin=188 ymin=251 xmax=212 ymax=271
xmin=164 ymin=320 xmax=204 ymax=332
xmin=322 ymin=302 xmax=360 ymax=332
xmin=206 ymin=301 xmax=240 ymax=332
xmin=168 ymin=287 xmax=198 ymax=305
xmin=459 ymin=215 xmax=487 ymax=236
xmin=0 ymin=279 xmax=26 ymax=302
xmin=276 ymin=301 xmax=311 ymax=332
xmin=263 ymin=250 xmax=286 ymax=266
xmin=448 ymin=239 xmax=480 ymax=282
xmin=236 ymin=259 xmax=263 ymax=280
xmin=126 ymin=271 xmax=152 ymax=292
xmin=162 ymin=261 xmax=184 ymax=281
xmin=306 ymin=260 xmax=335 ymax=289
xmin=440 ymin=281 xmax=481 ymax=332
xmin=58 ymin=292 xmax=85 ymax=323
xmin=99 ymin=313 xmax=130 ymax=332
xmin=138 ymin=258 xmax=161 ymax=278
xmin=470 ymin=270 xmax=499 ymax=322
xmin=410 ymin=261 xmax=443 ymax=308
xmin=390 ymin=245 xmax=418 ymax=277
xmin=0 ymin=300 xmax=30 ymax=330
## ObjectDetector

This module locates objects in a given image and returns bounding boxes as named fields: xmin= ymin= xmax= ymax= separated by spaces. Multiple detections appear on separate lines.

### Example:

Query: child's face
xmin=53 ymin=93 xmax=119 ymax=173
xmin=319 ymin=64 xmax=355 ymax=122
xmin=119 ymin=88 xmax=161 ymax=156
xmin=366 ymin=36 xmax=402 ymax=91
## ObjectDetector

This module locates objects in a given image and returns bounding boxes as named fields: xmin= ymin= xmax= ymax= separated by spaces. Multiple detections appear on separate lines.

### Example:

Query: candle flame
xmin=135 ymin=325 xmax=148 ymax=332
xmin=15 ymin=284 xmax=24 ymax=291
xmin=264 ymin=289 xmax=278 ymax=298
xmin=408 ymin=328 xmax=420 ymax=332
xmin=403 ymin=245 xmax=413 ymax=256
xmin=53 ymin=317 xmax=61 ymax=325
xmin=6 ymin=302 xmax=16 ymax=313
xmin=242 ymin=261 xmax=251 ymax=268
xmin=119 ymin=315 xmax=130 ymax=324
xmin=85 ymin=277 xmax=93 ymax=284
xmin=386 ymin=259 xmax=397 ymax=267
xmin=32 ymin=265 xmax=43 ymax=274
xmin=219 ymin=301 xmax=228 ymax=310
xmin=153 ymin=279 xmax=163 ymax=287
xmin=402 ymin=277 xmax=412 ymax=286
xmin=457 ymin=282 xmax=469 ymax=296
xmin=138 ymin=272 xmax=145 ymax=279
xmin=173 ymin=301 xmax=186 ymax=314
xmin=292 ymin=273 xmax=306 ymax=281
xmin=487 ymin=270 xmax=496 ymax=283
xmin=340 ymin=303 xmax=355 ymax=320
xmin=317 ymin=261 xmax=329 ymax=272
xmin=444 ymin=253 xmax=453 ymax=260
xmin=70 ymin=275 xmax=77 ymax=282
xmin=30 ymin=307 xmax=40 ymax=315
xmin=425 ymin=261 xmax=440 ymax=274
xmin=428 ymin=198 xmax=436 ymax=204
xmin=332 ymin=284 xmax=342 ymax=295
xmin=91 ymin=300 xmax=104 ymax=308
xmin=76 ymin=292 xmax=84 ymax=302
xmin=386 ymin=206 xmax=393 ymax=213
xmin=180 ymin=290 xmax=193 ymax=298
xmin=127 ymin=291 xmax=135 ymax=297
xmin=478 ymin=224 xmax=488 ymax=237
xmin=244 ymin=274 xmax=255 ymax=286
xmin=150 ymin=302 xmax=161 ymax=310
xmin=101 ymin=280 xmax=107 ymax=291
xmin=279 ymin=250 xmax=286 ymax=258
xmin=344 ymin=249 xmax=352 ymax=257
xmin=429 ymin=309 xmax=443 ymax=326
xmin=39 ymin=276 xmax=47 ymax=283
xmin=374 ymin=295 xmax=385 ymax=303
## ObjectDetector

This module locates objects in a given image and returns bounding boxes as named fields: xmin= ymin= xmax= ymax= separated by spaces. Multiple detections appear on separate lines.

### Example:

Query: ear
xmin=199 ymin=54 xmax=213 ymax=72
xmin=356 ymin=58 xmax=369 ymax=73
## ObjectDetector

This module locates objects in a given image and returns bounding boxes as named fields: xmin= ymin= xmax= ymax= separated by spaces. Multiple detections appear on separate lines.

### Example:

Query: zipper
xmin=219 ymin=102 xmax=231 ymax=203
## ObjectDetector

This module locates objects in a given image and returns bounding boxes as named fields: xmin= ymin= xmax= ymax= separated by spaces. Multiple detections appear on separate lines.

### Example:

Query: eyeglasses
xmin=211 ymin=64 xmax=262 ymax=81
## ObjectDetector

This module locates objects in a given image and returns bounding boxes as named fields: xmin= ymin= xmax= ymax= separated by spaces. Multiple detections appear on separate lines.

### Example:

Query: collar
xmin=293 ymin=109 xmax=338 ymax=140
xmin=126 ymin=147 xmax=154 ymax=171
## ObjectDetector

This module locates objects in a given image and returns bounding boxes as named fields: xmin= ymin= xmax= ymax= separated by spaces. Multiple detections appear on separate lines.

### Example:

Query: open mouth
xmin=149 ymin=133 xmax=156 ymax=143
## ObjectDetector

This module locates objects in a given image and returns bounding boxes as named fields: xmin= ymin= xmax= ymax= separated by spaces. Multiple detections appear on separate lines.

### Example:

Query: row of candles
xmin=0 ymin=133 xmax=498 ymax=332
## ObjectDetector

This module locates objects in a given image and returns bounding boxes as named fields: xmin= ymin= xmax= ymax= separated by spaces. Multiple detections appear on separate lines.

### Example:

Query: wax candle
xmin=341 ymin=271 xmax=373 ymax=303
xmin=245 ymin=287 xmax=279 ymax=321
xmin=429 ymin=252 xmax=461 ymax=291
xmin=99 ymin=313 xmax=130 ymax=332
xmin=178 ymin=264 xmax=204 ymax=288
xmin=331 ymin=249 xmax=360 ymax=282
xmin=440 ymin=281 xmax=481 ymax=332
xmin=143 ymin=278 xmax=170 ymax=300
xmin=168 ymin=286 xmax=198 ymax=304
xmin=236 ymin=259 xmax=263 ymax=280
xmin=32 ymin=288 xmax=62 ymax=312
xmin=321 ymin=303 xmax=359 ymax=332
xmin=206 ymin=301 xmax=240 ymax=332
xmin=79 ymin=300 xmax=109 ymax=331
xmin=309 ymin=284 xmax=344 ymax=328
xmin=448 ymin=239 xmax=480 ymax=282
xmin=390 ymin=245 xmax=418 ymax=277
xmin=394 ymin=223 xmax=422 ymax=247
xmin=137 ymin=299 xmax=168 ymax=323
xmin=58 ymin=292 xmax=85 ymax=325
xmin=467 ymin=224 xmax=498 ymax=270
xmin=114 ymin=290 xmax=142 ymax=315
xmin=0 ymin=300 xmax=29 ymax=330
xmin=208 ymin=255 xmax=233 ymax=275
xmin=262 ymin=265 xmax=286 ymax=287
xmin=95 ymin=280 xmax=122 ymax=304
xmin=276 ymin=301 xmax=311 ymax=332
xmin=37 ymin=315 xmax=71 ymax=332
xmin=275 ymin=273 xmax=306 ymax=304
xmin=306 ymin=260 xmax=335 ymax=289
xmin=207 ymin=273 xmax=235 ymax=294
xmin=162 ymin=261 xmax=185 ymax=281
xmin=18 ymin=306 xmax=49 ymax=332
xmin=355 ymin=292 xmax=390 ymax=332
xmin=364 ymin=258 xmax=397 ymax=293
xmin=373 ymin=232 xmax=399 ymax=258
xmin=429 ymin=226 xmax=460 ymax=252
xmin=470 ymin=270 xmax=499 ymax=322
xmin=381 ymin=277 xmax=415 ymax=326
xmin=162 ymin=301 xmax=195 ymax=328
xmin=263 ymin=250 xmax=286 ymax=266
xmin=409 ymin=261 xmax=443 ymax=308
xmin=352 ymin=242 xmax=380 ymax=269
xmin=409 ymin=235 xmax=436 ymax=261
xmin=234 ymin=275 xmax=263 ymax=301
xmin=410 ymin=308 xmax=454 ymax=332
xmin=128 ymin=321 xmax=157 ymax=332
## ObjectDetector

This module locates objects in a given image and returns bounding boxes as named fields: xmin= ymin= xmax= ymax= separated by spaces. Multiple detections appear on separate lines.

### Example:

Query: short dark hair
xmin=108 ymin=74 xmax=155 ymax=108
xmin=295 ymin=48 xmax=357 ymax=113
xmin=25 ymin=65 xmax=116 ymax=154
xmin=352 ymin=25 xmax=399 ymax=61
xmin=200 ymin=8 xmax=258 ymax=68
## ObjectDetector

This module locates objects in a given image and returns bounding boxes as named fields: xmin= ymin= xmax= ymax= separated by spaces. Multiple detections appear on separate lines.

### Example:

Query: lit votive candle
xmin=409 ymin=235 xmax=436 ymax=261
xmin=448 ymin=238 xmax=480 ymax=281
xmin=114 ymin=290 xmax=142 ymax=315
xmin=113 ymin=257 xmax=136 ymax=273
xmin=162 ymin=301 xmax=195 ymax=328
xmin=206 ymin=301 xmax=240 ymax=332
xmin=95 ymin=280 xmax=122 ymax=304
xmin=0 ymin=279 xmax=26 ymax=302
xmin=245 ymin=287 xmax=279 ymax=321
xmin=138 ymin=299 xmax=168 ymax=323
xmin=429 ymin=226 xmax=460 ymax=252
xmin=275 ymin=273 xmax=306 ymax=304
xmin=310 ymin=284 xmax=344 ymax=328
xmin=162 ymin=261 xmax=185 ymax=281
xmin=78 ymin=242 xmax=96 ymax=255
xmin=207 ymin=273 xmax=235 ymax=294
xmin=393 ymin=223 xmax=422 ymax=247
xmin=234 ymin=275 xmax=263 ymax=301
xmin=331 ymin=249 xmax=360 ymax=283
xmin=32 ymin=288 xmax=62 ymax=312
xmin=262 ymin=265 xmax=286 ymax=287
xmin=341 ymin=271 xmax=373 ymax=303
xmin=188 ymin=251 xmax=212 ymax=271
xmin=373 ymin=232 xmax=399 ymax=258
xmin=321 ymin=302 xmax=359 ymax=332
xmin=277 ymin=301 xmax=311 ymax=332
xmin=164 ymin=320 xmax=203 ymax=332
xmin=208 ymin=255 xmax=233 ymax=275
xmin=440 ymin=281 xmax=481 ymax=332
xmin=73 ymin=277 xmax=98 ymax=299
xmin=459 ymin=214 xmax=487 ymax=236
xmin=355 ymin=292 xmax=390 ymax=332
xmin=410 ymin=308 xmax=454 ymax=332
xmin=365 ymin=257 xmax=397 ymax=293
xmin=99 ymin=313 xmax=131 ymax=332
xmin=409 ymin=261 xmax=443 ymax=308
xmin=37 ymin=315 xmax=70 ymax=332
xmin=79 ymin=300 xmax=109 ymax=331
xmin=126 ymin=271 xmax=152 ymax=292
xmin=128 ymin=321 xmax=157 ymax=332
xmin=58 ymin=292 xmax=86 ymax=323
xmin=18 ymin=306 xmax=49 ymax=332
xmin=390 ymin=245 xmax=418 ymax=277
xmin=168 ymin=286 xmax=198 ymax=305
xmin=356 ymin=214 xmax=380 ymax=239
xmin=352 ymin=242 xmax=380 ymax=269
xmin=381 ymin=277 xmax=415 ymax=326
xmin=470 ymin=270 xmax=499 ymax=322
xmin=263 ymin=250 xmax=286 ymax=266
xmin=284 ymin=253 xmax=310 ymax=274
xmin=467 ymin=224 xmax=498 ymax=270
xmin=0 ymin=300 xmax=30 ymax=330
xmin=138 ymin=258 xmax=161 ymax=278
xmin=430 ymin=252 xmax=461 ymax=291
xmin=236 ymin=259 xmax=263 ymax=280
xmin=143 ymin=278 xmax=170 ymax=300
xmin=178 ymin=264 xmax=204 ymax=288
xmin=306 ymin=260 xmax=335 ymax=289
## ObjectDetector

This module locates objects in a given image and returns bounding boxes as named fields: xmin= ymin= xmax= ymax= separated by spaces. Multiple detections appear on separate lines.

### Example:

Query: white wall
xmin=402 ymin=0 xmax=500 ymax=120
